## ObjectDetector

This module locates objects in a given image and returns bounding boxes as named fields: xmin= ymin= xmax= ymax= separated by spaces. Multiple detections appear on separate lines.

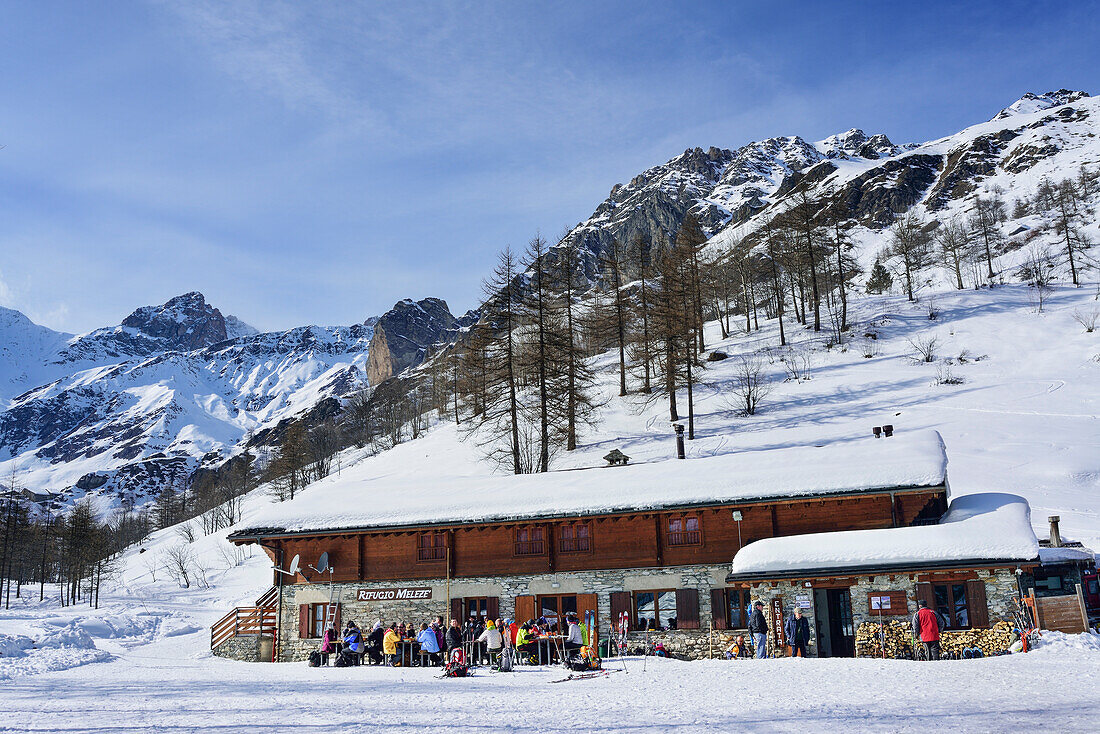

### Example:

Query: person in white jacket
xmin=476 ymin=619 xmax=504 ymax=666
xmin=564 ymin=613 xmax=584 ymax=653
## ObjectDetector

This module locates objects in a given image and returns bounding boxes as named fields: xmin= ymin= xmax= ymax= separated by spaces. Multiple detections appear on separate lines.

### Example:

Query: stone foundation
xmin=274 ymin=563 xmax=730 ymax=662
xmin=212 ymin=634 xmax=271 ymax=662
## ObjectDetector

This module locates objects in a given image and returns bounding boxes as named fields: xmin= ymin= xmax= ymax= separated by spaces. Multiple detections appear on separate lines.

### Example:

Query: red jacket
xmin=914 ymin=607 xmax=942 ymax=642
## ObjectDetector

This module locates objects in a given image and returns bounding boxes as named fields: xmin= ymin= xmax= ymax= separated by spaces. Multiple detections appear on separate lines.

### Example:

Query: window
xmin=726 ymin=588 xmax=752 ymax=629
xmin=514 ymin=527 xmax=545 ymax=556
xmin=559 ymin=522 xmax=591 ymax=553
xmin=417 ymin=531 xmax=446 ymax=562
xmin=634 ymin=590 xmax=677 ymax=630
xmin=1034 ymin=574 xmax=1063 ymax=591
xmin=667 ymin=515 xmax=701 ymax=546
xmin=537 ymin=594 xmax=578 ymax=633
xmin=933 ymin=584 xmax=971 ymax=629
xmin=465 ymin=597 xmax=489 ymax=622
xmin=310 ymin=603 xmax=330 ymax=638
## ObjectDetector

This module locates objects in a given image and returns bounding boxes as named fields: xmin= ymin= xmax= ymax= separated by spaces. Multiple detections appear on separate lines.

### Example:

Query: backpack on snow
xmin=308 ymin=650 xmax=322 ymax=667
xmin=444 ymin=647 xmax=469 ymax=677
xmin=497 ymin=647 xmax=514 ymax=672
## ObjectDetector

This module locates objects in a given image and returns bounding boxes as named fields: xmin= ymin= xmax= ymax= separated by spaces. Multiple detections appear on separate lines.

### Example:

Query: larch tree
xmin=888 ymin=212 xmax=934 ymax=301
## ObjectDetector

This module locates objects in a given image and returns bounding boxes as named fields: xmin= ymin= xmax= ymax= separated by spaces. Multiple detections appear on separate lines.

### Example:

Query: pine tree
xmin=866 ymin=259 xmax=893 ymax=294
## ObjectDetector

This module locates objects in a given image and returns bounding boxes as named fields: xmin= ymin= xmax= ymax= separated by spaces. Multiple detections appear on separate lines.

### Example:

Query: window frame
xmin=465 ymin=597 xmax=489 ymax=622
xmin=932 ymin=583 xmax=972 ymax=629
xmin=309 ymin=603 xmax=330 ymax=638
xmin=513 ymin=526 xmax=546 ymax=557
xmin=724 ymin=587 xmax=752 ymax=630
xmin=536 ymin=594 xmax=579 ymax=633
xmin=416 ymin=531 xmax=447 ymax=563
xmin=666 ymin=513 xmax=703 ymax=547
xmin=633 ymin=588 xmax=678 ymax=630
xmin=558 ymin=521 xmax=592 ymax=554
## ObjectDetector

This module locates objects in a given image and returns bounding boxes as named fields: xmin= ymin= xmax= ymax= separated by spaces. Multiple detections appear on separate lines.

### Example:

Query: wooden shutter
xmin=332 ymin=603 xmax=341 ymax=632
xmin=450 ymin=597 xmax=464 ymax=623
xmin=966 ymin=580 xmax=989 ymax=628
xmin=486 ymin=596 xmax=499 ymax=621
xmin=914 ymin=582 xmax=934 ymax=611
xmin=710 ymin=589 xmax=728 ymax=630
xmin=676 ymin=588 xmax=700 ymax=629
xmin=298 ymin=604 xmax=310 ymax=638
xmin=609 ymin=591 xmax=632 ymax=630
xmin=577 ymin=593 xmax=598 ymax=630
xmin=514 ymin=595 xmax=536 ymax=624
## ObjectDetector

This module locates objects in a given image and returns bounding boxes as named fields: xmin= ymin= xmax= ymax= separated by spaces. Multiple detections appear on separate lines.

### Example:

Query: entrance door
xmin=813 ymin=588 xmax=855 ymax=657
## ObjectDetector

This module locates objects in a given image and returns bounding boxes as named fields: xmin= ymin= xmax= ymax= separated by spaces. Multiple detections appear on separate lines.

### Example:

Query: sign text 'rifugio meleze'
xmin=356 ymin=587 xmax=433 ymax=602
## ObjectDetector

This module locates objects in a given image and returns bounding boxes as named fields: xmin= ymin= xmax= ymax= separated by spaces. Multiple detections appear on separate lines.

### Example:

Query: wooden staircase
xmin=210 ymin=587 xmax=279 ymax=656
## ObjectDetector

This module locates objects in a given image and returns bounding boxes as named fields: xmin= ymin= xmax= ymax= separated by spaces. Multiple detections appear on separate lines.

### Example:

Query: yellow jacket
xmin=515 ymin=628 xmax=531 ymax=647
xmin=383 ymin=629 xmax=399 ymax=655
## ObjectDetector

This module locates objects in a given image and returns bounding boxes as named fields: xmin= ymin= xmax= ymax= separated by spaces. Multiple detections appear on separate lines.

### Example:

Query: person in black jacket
xmin=783 ymin=608 xmax=811 ymax=657
xmin=747 ymin=601 xmax=769 ymax=659
xmin=446 ymin=618 xmax=464 ymax=652
xmin=365 ymin=621 xmax=385 ymax=665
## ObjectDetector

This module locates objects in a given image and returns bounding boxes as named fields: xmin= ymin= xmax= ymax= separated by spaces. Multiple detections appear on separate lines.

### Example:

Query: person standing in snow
xmin=912 ymin=599 xmax=946 ymax=660
xmin=784 ymin=608 xmax=811 ymax=657
xmin=446 ymin=618 xmax=464 ymax=652
xmin=748 ymin=601 xmax=769 ymax=659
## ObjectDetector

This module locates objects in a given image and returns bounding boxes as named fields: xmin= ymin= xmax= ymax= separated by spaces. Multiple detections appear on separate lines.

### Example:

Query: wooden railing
xmin=211 ymin=606 xmax=277 ymax=650
xmin=255 ymin=586 xmax=279 ymax=608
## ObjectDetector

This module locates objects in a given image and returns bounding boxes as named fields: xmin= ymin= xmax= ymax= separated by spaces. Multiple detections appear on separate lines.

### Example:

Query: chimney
xmin=1048 ymin=516 xmax=1062 ymax=548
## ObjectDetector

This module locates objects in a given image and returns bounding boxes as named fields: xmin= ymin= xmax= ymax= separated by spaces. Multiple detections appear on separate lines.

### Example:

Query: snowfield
xmin=2 ymin=282 xmax=1100 ymax=731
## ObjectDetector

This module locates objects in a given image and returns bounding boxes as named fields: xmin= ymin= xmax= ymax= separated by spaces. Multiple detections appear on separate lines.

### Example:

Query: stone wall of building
xmin=212 ymin=633 xmax=270 ymax=663
xmin=274 ymin=563 xmax=730 ymax=662
xmin=744 ymin=568 xmax=1021 ymax=658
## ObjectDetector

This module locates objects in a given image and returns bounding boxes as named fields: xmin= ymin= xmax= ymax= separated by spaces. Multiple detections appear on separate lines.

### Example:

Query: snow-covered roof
xmin=728 ymin=492 xmax=1039 ymax=578
xmin=1038 ymin=546 xmax=1096 ymax=565
xmin=234 ymin=430 xmax=948 ymax=536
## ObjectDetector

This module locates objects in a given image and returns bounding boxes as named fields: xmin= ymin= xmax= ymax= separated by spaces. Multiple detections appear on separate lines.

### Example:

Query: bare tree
xmin=163 ymin=544 xmax=194 ymax=589
xmin=935 ymin=217 xmax=973 ymax=290
xmin=729 ymin=355 xmax=771 ymax=416
xmin=889 ymin=212 xmax=934 ymax=301
xmin=907 ymin=335 xmax=939 ymax=363
xmin=1072 ymin=309 xmax=1099 ymax=333
xmin=1020 ymin=244 xmax=1055 ymax=313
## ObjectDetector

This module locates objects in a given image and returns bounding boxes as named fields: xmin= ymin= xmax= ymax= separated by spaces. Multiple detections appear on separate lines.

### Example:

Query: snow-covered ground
xmin=2 ymin=282 xmax=1100 ymax=730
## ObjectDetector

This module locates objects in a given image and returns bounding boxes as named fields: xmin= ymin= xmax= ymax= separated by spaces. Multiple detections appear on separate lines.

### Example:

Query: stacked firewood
xmin=855 ymin=620 xmax=1016 ymax=658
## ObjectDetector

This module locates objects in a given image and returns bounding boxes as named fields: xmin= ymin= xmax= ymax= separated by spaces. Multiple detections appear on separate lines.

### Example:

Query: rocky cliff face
xmin=366 ymin=298 xmax=458 ymax=384
xmin=120 ymin=291 xmax=228 ymax=351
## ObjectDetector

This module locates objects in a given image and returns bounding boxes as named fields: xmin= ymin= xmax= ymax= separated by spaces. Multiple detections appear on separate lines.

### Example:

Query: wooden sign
xmin=771 ymin=597 xmax=786 ymax=646
xmin=356 ymin=587 xmax=432 ymax=601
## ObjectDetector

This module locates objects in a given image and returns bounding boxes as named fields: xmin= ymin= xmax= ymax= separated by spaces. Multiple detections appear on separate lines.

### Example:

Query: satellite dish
xmin=317 ymin=552 xmax=329 ymax=574
xmin=287 ymin=554 xmax=301 ymax=576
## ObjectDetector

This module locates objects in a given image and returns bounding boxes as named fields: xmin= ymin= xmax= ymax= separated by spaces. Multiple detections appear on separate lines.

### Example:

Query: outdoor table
xmin=536 ymin=636 xmax=564 ymax=665
xmin=396 ymin=639 xmax=420 ymax=667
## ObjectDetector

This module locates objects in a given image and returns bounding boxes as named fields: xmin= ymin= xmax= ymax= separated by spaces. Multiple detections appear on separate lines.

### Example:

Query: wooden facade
xmin=233 ymin=487 xmax=947 ymax=585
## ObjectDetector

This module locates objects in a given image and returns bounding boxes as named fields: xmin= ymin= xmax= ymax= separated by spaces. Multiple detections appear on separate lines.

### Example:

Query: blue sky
xmin=1 ymin=0 xmax=1098 ymax=333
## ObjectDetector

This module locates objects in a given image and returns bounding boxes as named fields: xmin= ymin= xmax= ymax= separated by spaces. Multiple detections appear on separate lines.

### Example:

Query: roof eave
xmin=725 ymin=555 xmax=1040 ymax=583
xmin=227 ymin=482 xmax=947 ymax=542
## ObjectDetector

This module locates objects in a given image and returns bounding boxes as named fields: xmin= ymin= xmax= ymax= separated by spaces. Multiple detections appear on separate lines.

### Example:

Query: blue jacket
xmin=417 ymin=628 xmax=440 ymax=653
xmin=784 ymin=614 xmax=811 ymax=645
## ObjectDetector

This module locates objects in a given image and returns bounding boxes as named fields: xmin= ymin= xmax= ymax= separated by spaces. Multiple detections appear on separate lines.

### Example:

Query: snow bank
xmin=730 ymin=492 xmax=1039 ymax=576
xmin=0 ymin=624 xmax=110 ymax=681
xmin=238 ymin=430 xmax=948 ymax=535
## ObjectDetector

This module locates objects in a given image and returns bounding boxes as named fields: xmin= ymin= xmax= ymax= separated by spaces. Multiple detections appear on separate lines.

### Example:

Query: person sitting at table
xmin=342 ymin=621 xmax=364 ymax=666
xmin=320 ymin=625 xmax=339 ymax=666
xmin=383 ymin=624 xmax=400 ymax=666
xmin=417 ymin=622 xmax=442 ymax=666
xmin=476 ymin=619 xmax=503 ymax=665
xmin=505 ymin=619 xmax=518 ymax=647
xmin=397 ymin=622 xmax=407 ymax=640
xmin=515 ymin=622 xmax=538 ymax=664
xmin=563 ymin=613 xmax=584 ymax=654
xmin=446 ymin=618 xmax=463 ymax=652
xmin=365 ymin=621 xmax=384 ymax=665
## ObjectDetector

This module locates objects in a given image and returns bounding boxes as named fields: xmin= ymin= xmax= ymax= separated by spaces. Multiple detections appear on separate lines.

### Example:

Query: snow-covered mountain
xmin=551 ymin=90 xmax=1097 ymax=287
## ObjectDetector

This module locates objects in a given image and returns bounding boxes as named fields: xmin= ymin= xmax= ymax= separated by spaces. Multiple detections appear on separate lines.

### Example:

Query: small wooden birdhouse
xmin=603 ymin=449 xmax=630 ymax=466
